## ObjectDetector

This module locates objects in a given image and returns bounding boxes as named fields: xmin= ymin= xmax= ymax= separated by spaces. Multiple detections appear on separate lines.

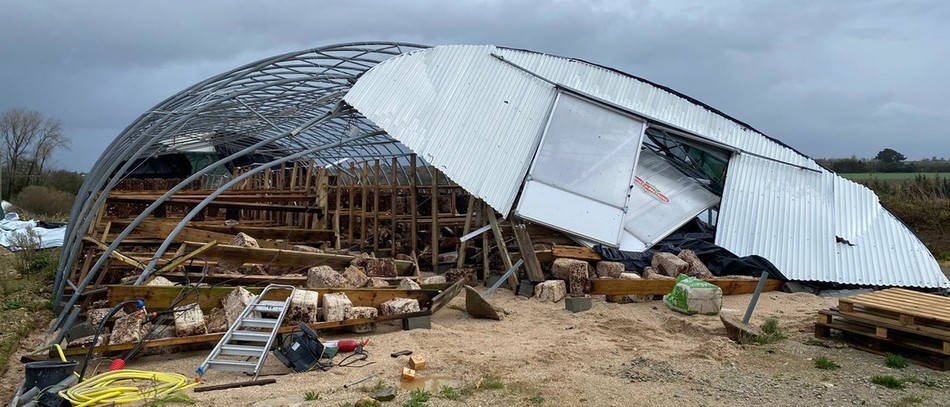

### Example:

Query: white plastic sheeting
xmin=0 ymin=213 xmax=66 ymax=251
xmin=620 ymin=150 xmax=721 ymax=251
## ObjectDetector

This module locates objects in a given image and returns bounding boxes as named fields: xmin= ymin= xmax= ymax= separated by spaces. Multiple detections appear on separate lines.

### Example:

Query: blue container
xmin=24 ymin=360 xmax=77 ymax=390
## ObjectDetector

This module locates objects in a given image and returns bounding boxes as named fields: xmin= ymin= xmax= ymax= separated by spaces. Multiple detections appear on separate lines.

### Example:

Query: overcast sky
xmin=1 ymin=0 xmax=947 ymax=171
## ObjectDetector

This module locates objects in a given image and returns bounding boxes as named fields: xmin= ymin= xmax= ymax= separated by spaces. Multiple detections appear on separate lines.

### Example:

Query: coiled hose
xmin=59 ymin=369 xmax=196 ymax=407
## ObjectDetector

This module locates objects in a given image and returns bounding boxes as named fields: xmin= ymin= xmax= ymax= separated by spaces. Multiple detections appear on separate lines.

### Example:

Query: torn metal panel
xmin=717 ymin=154 xmax=948 ymax=288
xmin=619 ymin=149 xmax=720 ymax=251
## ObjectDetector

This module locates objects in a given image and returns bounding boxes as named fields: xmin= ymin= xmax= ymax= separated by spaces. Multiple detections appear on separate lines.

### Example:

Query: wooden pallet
xmin=838 ymin=288 xmax=950 ymax=329
xmin=816 ymin=309 xmax=949 ymax=370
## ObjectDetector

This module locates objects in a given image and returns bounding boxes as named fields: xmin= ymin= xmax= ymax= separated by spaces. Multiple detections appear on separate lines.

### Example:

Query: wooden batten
xmin=589 ymin=278 xmax=784 ymax=296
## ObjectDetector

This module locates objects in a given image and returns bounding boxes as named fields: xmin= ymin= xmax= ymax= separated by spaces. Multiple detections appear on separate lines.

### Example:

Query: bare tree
xmin=0 ymin=108 xmax=70 ymax=198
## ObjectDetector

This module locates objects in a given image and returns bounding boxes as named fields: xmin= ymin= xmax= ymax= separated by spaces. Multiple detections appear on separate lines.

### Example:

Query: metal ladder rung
xmin=241 ymin=317 xmax=280 ymax=329
xmin=220 ymin=344 xmax=267 ymax=357
xmin=206 ymin=360 xmax=258 ymax=372
xmin=230 ymin=330 xmax=271 ymax=342
xmin=252 ymin=301 xmax=286 ymax=313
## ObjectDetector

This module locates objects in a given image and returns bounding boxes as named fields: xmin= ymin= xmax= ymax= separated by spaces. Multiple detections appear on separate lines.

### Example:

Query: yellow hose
xmin=59 ymin=369 xmax=197 ymax=406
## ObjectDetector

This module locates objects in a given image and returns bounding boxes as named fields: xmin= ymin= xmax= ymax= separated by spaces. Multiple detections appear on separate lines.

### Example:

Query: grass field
xmin=841 ymin=172 xmax=950 ymax=180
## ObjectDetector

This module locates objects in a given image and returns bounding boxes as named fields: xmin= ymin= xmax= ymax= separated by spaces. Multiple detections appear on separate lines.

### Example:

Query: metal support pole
xmin=742 ymin=271 xmax=771 ymax=324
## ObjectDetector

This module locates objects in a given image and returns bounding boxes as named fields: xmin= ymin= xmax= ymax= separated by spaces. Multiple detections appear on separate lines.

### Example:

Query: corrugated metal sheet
xmin=344 ymin=45 xmax=556 ymax=214
xmin=718 ymin=154 xmax=947 ymax=288
xmin=345 ymin=45 xmax=947 ymax=288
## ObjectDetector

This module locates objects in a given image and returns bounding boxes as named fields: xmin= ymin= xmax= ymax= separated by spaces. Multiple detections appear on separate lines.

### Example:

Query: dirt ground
xmin=6 ymin=287 xmax=946 ymax=407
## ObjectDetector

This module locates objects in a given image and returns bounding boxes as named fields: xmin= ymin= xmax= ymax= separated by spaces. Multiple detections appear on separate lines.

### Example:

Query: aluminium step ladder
xmin=196 ymin=284 xmax=297 ymax=380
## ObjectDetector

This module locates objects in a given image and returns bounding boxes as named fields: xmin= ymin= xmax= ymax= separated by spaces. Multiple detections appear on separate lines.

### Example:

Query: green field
xmin=841 ymin=172 xmax=950 ymax=181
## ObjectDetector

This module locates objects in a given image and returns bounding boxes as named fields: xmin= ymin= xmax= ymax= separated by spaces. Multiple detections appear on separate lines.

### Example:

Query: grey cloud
xmin=1 ymin=0 xmax=947 ymax=170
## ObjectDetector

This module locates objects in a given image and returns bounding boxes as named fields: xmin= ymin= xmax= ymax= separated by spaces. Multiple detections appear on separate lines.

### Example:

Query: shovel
xmin=721 ymin=270 xmax=771 ymax=342
xmin=465 ymin=259 xmax=524 ymax=320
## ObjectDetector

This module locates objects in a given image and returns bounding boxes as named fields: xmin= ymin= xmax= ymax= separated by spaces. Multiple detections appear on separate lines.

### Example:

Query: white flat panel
xmin=620 ymin=150 xmax=721 ymax=250
xmin=530 ymin=93 xmax=644 ymax=207
xmin=516 ymin=180 xmax=625 ymax=245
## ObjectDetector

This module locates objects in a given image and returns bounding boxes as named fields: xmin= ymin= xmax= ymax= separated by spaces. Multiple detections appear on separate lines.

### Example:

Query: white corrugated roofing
xmin=345 ymin=44 xmax=948 ymax=288
xmin=345 ymin=45 xmax=556 ymax=214
xmin=718 ymin=154 xmax=948 ymax=288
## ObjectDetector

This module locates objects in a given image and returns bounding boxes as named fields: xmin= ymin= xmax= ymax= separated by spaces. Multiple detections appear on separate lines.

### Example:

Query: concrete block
xmin=204 ymin=307 xmax=229 ymax=333
xmin=173 ymin=303 xmax=207 ymax=337
xmin=534 ymin=280 xmax=566 ymax=302
xmin=677 ymin=249 xmax=714 ymax=279
xmin=286 ymin=290 xmax=319 ymax=324
xmin=552 ymin=258 xmax=590 ymax=296
xmin=642 ymin=266 xmax=674 ymax=280
xmin=67 ymin=330 xmax=109 ymax=349
xmin=219 ymin=233 xmax=260 ymax=271
xmin=364 ymin=258 xmax=397 ymax=277
xmin=86 ymin=308 xmax=126 ymax=328
xmin=222 ymin=286 xmax=255 ymax=327
xmin=517 ymin=281 xmax=534 ymax=297
xmin=307 ymin=265 xmax=347 ymax=288
xmin=652 ymin=252 xmax=688 ymax=277
xmin=346 ymin=306 xmax=378 ymax=333
xmin=291 ymin=245 xmax=322 ymax=253
xmin=146 ymin=276 xmax=175 ymax=286
xmin=395 ymin=253 xmax=413 ymax=261
xmin=445 ymin=268 xmax=477 ymax=287
xmin=595 ymin=261 xmax=625 ymax=278
xmin=402 ymin=315 xmax=431 ymax=330
xmin=365 ymin=277 xmax=390 ymax=288
xmin=321 ymin=292 xmax=352 ymax=322
xmin=421 ymin=275 xmax=446 ymax=285
xmin=341 ymin=265 xmax=369 ymax=288
xmin=379 ymin=298 xmax=421 ymax=316
xmin=397 ymin=278 xmax=421 ymax=290
xmin=111 ymin=311 xmax=151 ymax=344
xmin=565 ymin=295 xmax=592 ymax=313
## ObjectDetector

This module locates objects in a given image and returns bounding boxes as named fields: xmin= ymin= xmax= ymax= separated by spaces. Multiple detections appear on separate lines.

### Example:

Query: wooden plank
xmin=348 ymin=161 xmax=356 ymax=248
xmin=456 ymin=196 xmax=476 ymax=269
xmin=177 ymin=242 xmax=415 ymax=274
xmin=373 ymin=159 xmax=381 ymax=252
xmin=106 ymin=196 xmax=323 ymax=214
xmin=105 ymin=285 xmax=439 ymax=312
xmin=552 ymin=245 xmax=602 ymax=261
xmin=511 ymin=219 xmax=545 ymax=282
xmin=410 ymin=154 xmax=418 ymax=255
xmin=82 ymin=236 xmax=145 ymax=270
xmin=486 ymin=206 xmax=518 ymax=290
xmin=431 ymin=167 xmax=439 ymax=267
xmin=184 ymin=224 xmax=334 ymax=242
xmin=589 ymin=278 xmax=783 ymax=296
xmin=430 ymin=279 xmax=465 ymax=314
xmin=390 ymin=157 xmax=398 ymax=256
xmin=155 ymin=241 xmax=218 ymax=274
xmin=360 ymin=161 xmax=369 ymax=250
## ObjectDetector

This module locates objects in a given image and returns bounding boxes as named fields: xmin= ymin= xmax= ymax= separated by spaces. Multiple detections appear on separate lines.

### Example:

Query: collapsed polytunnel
xmin=51 ymin=41 xmax=948 ymax=330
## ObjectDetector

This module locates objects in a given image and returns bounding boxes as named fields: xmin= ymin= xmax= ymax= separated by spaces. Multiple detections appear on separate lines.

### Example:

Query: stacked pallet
xmin=815 ymin=288 xmax=950 ymax=370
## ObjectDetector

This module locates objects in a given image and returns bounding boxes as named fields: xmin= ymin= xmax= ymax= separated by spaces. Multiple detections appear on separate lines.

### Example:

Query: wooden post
xmin=485 ymin=206 xmax=518 ymax=290
xmin=430 ymin=167 xmax=439 ymax=269
xmin=348 ymin=161 xmax=355 ymax=249
xmin=410 ymin=154 xmax=418 ymax=256
xmin=360 ymin=162 xmax=369 ymax=251
xmin=333 ymin=176 xmax=341 ymax=251
xmin=511 ymin=218 xmax=545 ymax=282
xmin=391 ymin=157 xmax=398 ymax=257
xmin=456 ymin=195 xmax=477 ymax=269
xmin=372 ymin=159 xmax=381 ymax=252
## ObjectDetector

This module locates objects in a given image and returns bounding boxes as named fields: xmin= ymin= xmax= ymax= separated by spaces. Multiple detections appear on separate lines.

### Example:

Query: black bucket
xmin=23 ymin=360 xmax=77 ymax=390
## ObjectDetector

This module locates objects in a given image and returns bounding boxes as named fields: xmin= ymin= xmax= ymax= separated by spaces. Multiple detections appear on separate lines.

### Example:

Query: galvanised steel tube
xmin=134 ymin=131 xmax=383 ymax=284
xmin=51 ymin=105 xmax=344 ymax=331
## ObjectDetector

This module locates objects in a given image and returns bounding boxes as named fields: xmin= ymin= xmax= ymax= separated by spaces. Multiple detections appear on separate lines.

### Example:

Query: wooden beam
xmin=456 ymin=196 xmax=477 ymax=269
xmin=82 ymin=236 xmax=144 ymax=270
xmin=588 ymin=278 xmax=784 ymax=296
xmin=430 ymin=167 xmax=439 ymax=267
xmin=106 ymin=196 xmax=323 ymax=214
xmin=552 ymin=245 xmax=602 ymax=261
xmin=177 ymin=241 xmax=415 ymax=274
xmin=155 ymin=241 xmax=218 ymax=274
xmin=486 ymin=206 xmax=518 ymax=290
xmin=184 ymin=224 xmax=333 ymax=242
xmin=511 ymin=219 xmax=545 ymax=282
xmin=390 ymin=157 xmax=398 ymax=256
xmin=410 ymin=154 xmax=418 ymax=255
xmin=373 ymin=159 xmax=380 ymax=252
